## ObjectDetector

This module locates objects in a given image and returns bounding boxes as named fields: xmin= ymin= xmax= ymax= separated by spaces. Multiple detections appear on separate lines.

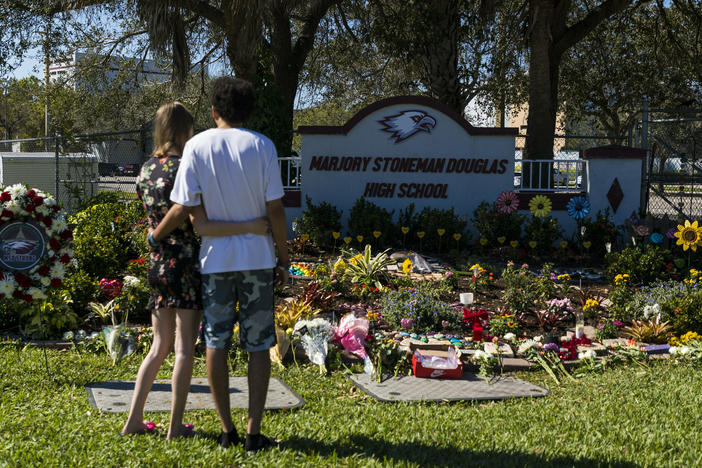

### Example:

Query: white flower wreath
xmin=0 ymin=184 xmax=73 ymax=303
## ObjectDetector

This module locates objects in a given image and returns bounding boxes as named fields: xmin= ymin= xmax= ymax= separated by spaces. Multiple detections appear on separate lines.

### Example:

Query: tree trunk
xmin=422 ymin=0 xmax=462 ymax=113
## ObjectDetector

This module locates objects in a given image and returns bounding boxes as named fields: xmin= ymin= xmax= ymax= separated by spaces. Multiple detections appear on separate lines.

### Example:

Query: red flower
xmin=32 ymin=196 xmax=43 ymax=206
xmin=129 ymin=257 xmax=147 ymax=265
xmin=25 ymin=204 xmax=35 ymax=213
xmin=37 ymin=265 xmax=50 ymax=277
xmin=1 ymin=209 xmax=13 ymax=220
xmin=42 ymin=217 xmax=52 ymax=227
xmin=50 ymin=278 xmax=62 ymax=288
xmin=59 ymin=254 xmax=71 ymax=264
xmin=15 ymin=273 xmax=32 ymax=288
xmin=13 ymin=290 xmax=23 ymax=299
xmin=60 ymin=230 xmax=73 ymax=240
xmin=27 ymin=190 xmax=36 ymax=197
xmin=51 ymin=205 xmax=59 ymax=212
xmin=49 ymin=238 xmax=61 ymax=250
xmin=23 ymin=294 xmax=33 ymax=303
xmin=0 ymin=192 xmax=10 ymax=202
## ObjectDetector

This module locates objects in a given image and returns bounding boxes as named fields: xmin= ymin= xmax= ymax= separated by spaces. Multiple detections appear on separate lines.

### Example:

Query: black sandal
xmin=217 ymin=426 xmax=240 ymax=448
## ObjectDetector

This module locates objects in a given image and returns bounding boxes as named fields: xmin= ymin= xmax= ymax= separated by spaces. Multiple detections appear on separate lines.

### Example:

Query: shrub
xmin=399 ymin=203 xmax=469 ymax=251
xmin=501 ymin=263 xmax=539 ymax=315
xmin=523 ymin=216 xmax=563 ymax=255
xmin=581 ymin=208 xmax=620 ymax=257
xmin=605 ymin=246 xmax=666 ymax=286
xmin=347 ymin=197 xmax=398 ymax=248
xmin=19 ymin=291 xmax=79 ymax=339
xmin=297 ymin=196 xmax=342 ymax=249
xmin=380 ymin=286 xmax=460 ymax=333
xmin=628 ymin=280 xmax=702 ymax=334
xmin=471 ymin=201 xmax=523 ymax=247
xmin=61 ymin=268 xmax=101 ymax=319
xmin=69 ymin=200 xmax=147 ymax=279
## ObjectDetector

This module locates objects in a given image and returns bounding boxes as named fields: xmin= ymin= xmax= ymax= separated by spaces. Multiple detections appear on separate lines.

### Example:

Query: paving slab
xmin=348 ymin=373 xmax=549 ymax=402
xmin=85 ymin=377 xmax=305 ymax=413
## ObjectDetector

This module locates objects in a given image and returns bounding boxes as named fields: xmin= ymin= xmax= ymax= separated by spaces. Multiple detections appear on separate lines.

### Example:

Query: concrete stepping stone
xmin=85 ymin=377 xmax=305 ymax=413
xmin=348 ymin=373 xmax=549 ymax=402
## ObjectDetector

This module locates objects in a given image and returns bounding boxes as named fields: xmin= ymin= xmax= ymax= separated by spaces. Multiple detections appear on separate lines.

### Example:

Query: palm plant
xmin=343 ymin=244 xmax=395 ymax=290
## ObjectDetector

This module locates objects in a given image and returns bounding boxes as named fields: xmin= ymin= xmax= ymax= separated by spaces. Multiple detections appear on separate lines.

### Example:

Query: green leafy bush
xmin=605 ymin=246 xmax=666 ymax=286
xmin=628 ymin=280 xmax=702 ymax=333
xmin=297 ymin=196 xmax=342 ymax=249
xmin=19 ymin=292 xmax=79 ymax=339
xmin=523 ymin=216 xmax=563 ymax=255
xmin=501 ymin=263 xmax=540 ymax=315
xmin=69 ymin=200 xmax=147 ymax=279
xmin=347 ymin=197 xmax=398 ymax=247
xmin=380 ymin=286 xmax=460 ymax=333
xmin=61 ymin=268 xmax=101 ymax=319
xmin=471 ymin=201 xmax=523 ymax=247
xmin=581 ymin=208 xmax=620 ymax=257
xmin=402 ymin=205 xmax=468 ymax=252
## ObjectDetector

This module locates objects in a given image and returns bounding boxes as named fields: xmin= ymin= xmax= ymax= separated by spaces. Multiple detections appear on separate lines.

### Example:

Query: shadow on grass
xmin=282 ymin=435 xmax=638 ymax=468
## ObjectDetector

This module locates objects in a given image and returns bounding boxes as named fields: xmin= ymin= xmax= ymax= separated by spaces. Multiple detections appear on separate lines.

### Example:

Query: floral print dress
xmin=136 ymin=156 xmax=202 ymax=310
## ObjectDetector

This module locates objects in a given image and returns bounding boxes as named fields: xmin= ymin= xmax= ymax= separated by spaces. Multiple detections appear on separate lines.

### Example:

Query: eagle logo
xmin=3 ymin=239 xmax=39 ymax=255
xmin=378 ymin=110 xmax=436 ymax=143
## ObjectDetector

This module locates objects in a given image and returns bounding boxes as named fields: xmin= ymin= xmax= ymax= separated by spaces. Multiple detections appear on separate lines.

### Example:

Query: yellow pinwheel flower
xmin=529 ymin=195 xmax=552 ymax=218
xmin=437 ymin=229 xmax=446 ymax=237
xmin=674 ymin=220 xmax=702 ymax=251
xmin=402 ymin=258 xmax=413 ymax=274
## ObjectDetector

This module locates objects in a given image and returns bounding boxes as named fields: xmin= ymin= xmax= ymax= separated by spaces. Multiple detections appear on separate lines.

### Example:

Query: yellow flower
xmin=129 ymin=295 xmax=135 ymax=301
xmin=401 ymin=226 xmax=409 ymax=234
xmin=690 ymin=268 xmax=699 ymax=278
xmin=373 ymin=231 xmax=381 ymax=239
xmin=349 ymin=254 xmax=362 ymax=265
xmin=417 ymin=231 xmax=425 ymax=239
xmin=479 ymin=238 xmax=488 ymax=246
xmin=234 ymin=325 xmax=240 ymax=334
xmin=285 ymin=327 xmax=293 ymax=335
xmin=529 ymin=194 xmax=552 ymax=218
xmin=356 ymin=235 xmax=364 ymax=243
xmin=557 ymin=274 xmax=571 ymax=282
xmin=559 ymin=240 xmax=568 ymax=248
xmin=497 ymin=236 xmax=506 ymax=244
xmin=402 ymin=258 xmax=413 ymax=274
xmin=343 ymin=237 xmax=352 ymax=244
xmin=674 ymin=220 xmax=702 ymax=251
xmin=332 ymin=231 xmax=340 ymax=239
xmin=452 ymin=233 xmax=461 ymax=241
xmin=333 ymin=258 xmax=346 ymax=274
xmin=507 ymin=321 xmax=516 ymax=328
xmin=583 ymin=241 xmax=592 ymax=249
xmin=583 ymin=299 xmax=599 ymax=312
xmin=437 ymin=229 xmax=446 ymax=237
xmin=528 ymin=240 xmax=537 ymax=249
xmin=114 ymin=304 xmax=120 ymax=310
xmin=510 ymin=240 xmax=518 ymax=248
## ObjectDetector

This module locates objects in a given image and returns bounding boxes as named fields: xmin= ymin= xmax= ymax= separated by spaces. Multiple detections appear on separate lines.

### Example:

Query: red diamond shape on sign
xmin=607 ymin=178 xmax=624 ymax=213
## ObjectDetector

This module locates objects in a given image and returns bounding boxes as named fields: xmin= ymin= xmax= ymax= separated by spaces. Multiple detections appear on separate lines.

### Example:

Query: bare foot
xmin=167 ymin=423 xmax=194 ymax=440
xmin=120 ymin=421 xmax=154 ymax=435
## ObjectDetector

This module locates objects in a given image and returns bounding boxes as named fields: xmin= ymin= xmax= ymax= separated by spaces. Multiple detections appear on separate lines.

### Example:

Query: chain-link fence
xmin=0 ymin=129 xmax=149 ymax=212
xmin=638 ymin=105 xmax=702 ymax=221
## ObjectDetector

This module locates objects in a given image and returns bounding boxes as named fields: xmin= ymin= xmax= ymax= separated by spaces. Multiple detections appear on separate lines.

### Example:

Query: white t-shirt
xmin=170 ymin=127 xmax=285 ymax=274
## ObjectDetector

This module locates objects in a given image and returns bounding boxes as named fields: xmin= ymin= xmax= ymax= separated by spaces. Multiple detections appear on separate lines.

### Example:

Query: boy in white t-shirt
xmin=150 ymin=77 xmax=289 ymax=453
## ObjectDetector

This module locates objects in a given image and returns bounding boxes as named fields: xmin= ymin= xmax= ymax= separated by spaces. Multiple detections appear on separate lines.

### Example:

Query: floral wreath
xmin=0 ymin=184 xmax=73 ymax=303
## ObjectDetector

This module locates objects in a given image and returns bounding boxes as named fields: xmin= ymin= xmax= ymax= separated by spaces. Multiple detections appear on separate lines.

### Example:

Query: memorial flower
xmin=529 ymin=195 xmax=552 ymax=218
xmin=402 ymin=258 xmax=413 ymax=274
xmin=496 ymin=190 xmax=519 ymax=214
xmin=566 ymin=196 xmax=591 ymax=220
xmin=674 ymin=220 xmax=702 ymax=251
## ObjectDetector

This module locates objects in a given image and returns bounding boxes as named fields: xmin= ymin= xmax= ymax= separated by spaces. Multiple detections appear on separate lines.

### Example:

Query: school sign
xmin=297 ymin=96 xmax=517 ymax=226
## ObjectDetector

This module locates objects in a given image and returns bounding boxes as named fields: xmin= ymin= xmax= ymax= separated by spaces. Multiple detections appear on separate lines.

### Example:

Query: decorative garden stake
xmin=356 ymin=235 xmax=364 ymax=245
xmin=437 ymin=228 xmax=445 ymax=252
xmin=372 ymin=230 xmax=381 ymax=249
xmin=343 ymin=236 xmax=352 ymax=245
xmin=332 ymin=231 xmax=340 ymax=250
xmin=417 ymin=231 xmax=425 ymax=251
xmin=453 ymin=233 xmax=461 ymax=250
xmin=401 ymin=226 xmax=409 ymax=247
xmin=497 ymin=236 xmax=506 ymax=244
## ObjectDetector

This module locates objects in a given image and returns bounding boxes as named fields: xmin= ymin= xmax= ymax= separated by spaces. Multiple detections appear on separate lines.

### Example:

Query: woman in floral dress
xmin=121 ymin=102 xmax=268 ymax=439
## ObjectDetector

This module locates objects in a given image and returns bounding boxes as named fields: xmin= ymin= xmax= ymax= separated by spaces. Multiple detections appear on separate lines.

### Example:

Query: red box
xmin=412 ymin=349 xmax=463 ymax=379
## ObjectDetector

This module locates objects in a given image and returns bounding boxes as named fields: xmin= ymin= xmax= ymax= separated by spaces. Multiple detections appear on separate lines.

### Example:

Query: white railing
xmin=278 ymin=156 xmax=301 ymax=190
xmin=515 ymin=159 xmax=588 ymax=192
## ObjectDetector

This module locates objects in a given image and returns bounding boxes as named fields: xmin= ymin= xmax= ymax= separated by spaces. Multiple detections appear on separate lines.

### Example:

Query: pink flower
xmin=400 ymin=318 xmax=414 ymax=330
xmin=496 ymin=191 xmax=519 ymax=214
xmin=492 ymin=336 xmax=499 ymax=343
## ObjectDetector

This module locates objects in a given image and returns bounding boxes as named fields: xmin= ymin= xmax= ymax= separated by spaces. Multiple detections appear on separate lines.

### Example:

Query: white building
xmin=48 ymin=51 xmax=170 ymax=89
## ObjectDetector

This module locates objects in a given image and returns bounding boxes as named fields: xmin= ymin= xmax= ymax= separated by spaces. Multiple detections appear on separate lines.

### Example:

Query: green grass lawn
xmin=1 ymin=345 xmax=700 ymax=468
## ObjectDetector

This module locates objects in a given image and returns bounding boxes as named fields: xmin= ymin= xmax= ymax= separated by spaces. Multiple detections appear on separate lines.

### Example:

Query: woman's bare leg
xmin=167 ymin=308 xmax=203 ymax=439
xmin=121 ymin=308 xmax=175 ymax=434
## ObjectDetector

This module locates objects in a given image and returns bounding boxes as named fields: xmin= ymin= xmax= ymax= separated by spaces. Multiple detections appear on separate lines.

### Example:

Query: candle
xmin=460 ymin=292 xmax=474 ymax=305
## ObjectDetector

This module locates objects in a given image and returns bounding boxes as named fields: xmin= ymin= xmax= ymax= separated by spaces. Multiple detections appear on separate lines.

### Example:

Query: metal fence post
xmin=54 ymin=133 xmax=60 ymax=203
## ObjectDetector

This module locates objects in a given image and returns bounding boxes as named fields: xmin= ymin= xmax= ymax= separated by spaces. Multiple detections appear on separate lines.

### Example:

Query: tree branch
xmin=291 ymin=0 xmax=339 ymax=71
xmin=553 ymin=0 xmax=644 ymax=57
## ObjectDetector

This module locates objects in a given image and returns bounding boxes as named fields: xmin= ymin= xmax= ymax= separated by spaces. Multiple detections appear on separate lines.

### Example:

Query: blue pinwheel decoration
xmin=566 ymin=196 xmax=591 ymax=220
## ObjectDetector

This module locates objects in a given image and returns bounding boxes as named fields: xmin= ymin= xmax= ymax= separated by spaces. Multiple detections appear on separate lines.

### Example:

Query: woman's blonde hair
xmin=152 ymin=101 xmax=194 ymax=158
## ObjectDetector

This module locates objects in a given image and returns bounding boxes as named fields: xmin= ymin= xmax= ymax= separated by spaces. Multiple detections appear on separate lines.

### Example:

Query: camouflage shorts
xmin=201 ymin=269 xmax=276 ymax=351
